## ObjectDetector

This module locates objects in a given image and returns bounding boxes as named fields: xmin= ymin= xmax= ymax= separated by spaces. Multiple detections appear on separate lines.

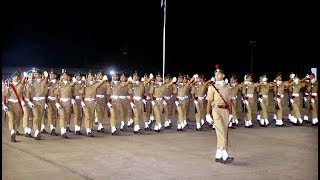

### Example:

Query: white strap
xmin=48 ymin=96 xmax=56 ymax=100
xmin=96 ymin=94 xmax=105 ymax=98
xmin=60 ymin=98 xmax=70 ymax=102
xmin=33 ymin=97 xmax=45 ymax=101
xmin=8 ymin=99 xmax=19 ymax=103
xmin=84 ymin=98 xmax=95 ymax=101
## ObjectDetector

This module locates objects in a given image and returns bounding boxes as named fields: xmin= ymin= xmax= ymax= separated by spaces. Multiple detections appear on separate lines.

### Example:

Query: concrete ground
xmin=2 ymin=93 xmax=318 ymax=180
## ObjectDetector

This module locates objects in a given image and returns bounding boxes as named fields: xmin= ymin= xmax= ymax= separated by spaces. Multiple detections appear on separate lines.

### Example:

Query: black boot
xmin=66 ymin=127 xmax=72 ymax=133
xmin=50 ymin=129 xmax=58 ymax=136
xmin=11 ymin=133 xmax=17 ymax=142
xmin=61 ymin=133 xmax=69 ymax=139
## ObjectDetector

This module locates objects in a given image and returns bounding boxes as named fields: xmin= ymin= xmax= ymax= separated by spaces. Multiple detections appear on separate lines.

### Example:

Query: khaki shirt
xmin=107 ymin=81 xmax=122 ymax=96
xmin=149 ymin=82 xmax=170 ymax=98
xmin=173 ymin=83 xmax=189 ymax=97
xmin=72 ymin=81 xmax=84 ymax=97
xmin=80 ymin=81 xmax=101 ymax=98
xmin=129 ymin=82 xmax=145 ymax=97
xmin=5 ymin=81 xmax=24 ymax=99
xmin=27 ymin=78 xmax=48 ymax=98
xmin=206 ymin=83 xmax=232 ymax=106
xmin=48 ymin=80 xmax=59 ymax=97
xmin=55 ymin=81 xmax=74 ymax=99
xmin=190 ymin=83 xmax=208 ymax=97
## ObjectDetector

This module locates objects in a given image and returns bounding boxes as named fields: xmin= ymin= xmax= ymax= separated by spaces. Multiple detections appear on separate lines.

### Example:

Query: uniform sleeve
xmin=190 ymin=86 xmax=195 ymax=94
xmin=206 ymin=85 xmax=214 ymax=101
xmin=149 ymin=85 xmax=154 ymax=95
xmin=172 ymin=85 xmax=177 ymax=94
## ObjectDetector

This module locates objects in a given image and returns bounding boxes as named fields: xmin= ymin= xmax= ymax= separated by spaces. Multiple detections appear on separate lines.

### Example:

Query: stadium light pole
xmin=249 ymin=40 xmax=256 ymax=74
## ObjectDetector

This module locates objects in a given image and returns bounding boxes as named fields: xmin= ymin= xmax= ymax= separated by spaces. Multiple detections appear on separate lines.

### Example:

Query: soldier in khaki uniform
xmin=163 ymin=74 xmax=175 ymax=128
xmin=287 ymin=72 xmax=296 ymax=122
xmin=229 ymin=74 xmax=243 ymax=127
xmin=54 ymin=69 xmax=76 ymax=138
xmin=307 ymin=73 xmax=318 ymax=125
xmin=149 ymin=73 xmax=176 ymax=132
xmin=273 ymin=72 xmax=289 ymax=126
xmin=95 ymin=71 xmax=109 ymax=133
xmin=2 ymin=70 xmax=27 ymax=142
xmin=80 ymin=70 xmax=106 ymax=137
xmin=206 ymin=65 xmax=234 ymax=164
xmin=142 ymin=73 xmax=155 ymax=126
xmin=191 ymin=74 xmax=212 ymax=130
xmin=241 ymin=73 xmax=259 ymax=128
xmin=21 ymin=70 xmax=34 ymax=138
xmin=72 ymin=72 xmax=85 ymax=135
xmin=46 ymin=68 xmax=59 ymax=136
xmin=26 ymin=69 xmax=49 ymax=140
xmin=119 ymin=74 xmax=133 ymax=131
xmin=173 ymin=74 xmax=194 ymax=131
xmin=128 ymin=72 xmax=152 ymax=133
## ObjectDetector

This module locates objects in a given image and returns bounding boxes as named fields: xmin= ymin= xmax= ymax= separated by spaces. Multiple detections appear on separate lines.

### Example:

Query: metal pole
xmin=250 ymin=47 xmax=253 ymax=74
xmin=162 ymin=0 xmax=166 ymax=82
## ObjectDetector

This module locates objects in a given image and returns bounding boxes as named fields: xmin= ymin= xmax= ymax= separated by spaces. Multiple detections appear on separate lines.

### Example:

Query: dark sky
xmin=2 ymin=0 xmax=317 ymax=80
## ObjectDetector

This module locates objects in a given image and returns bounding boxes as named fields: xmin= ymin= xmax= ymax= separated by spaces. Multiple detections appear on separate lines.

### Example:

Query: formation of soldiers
xmin=2 ymin=67 xmax=318 ymax=144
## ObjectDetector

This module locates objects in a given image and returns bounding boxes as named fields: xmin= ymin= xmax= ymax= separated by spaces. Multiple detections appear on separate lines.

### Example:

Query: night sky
xmin=2 ymin=0 xmax=317 ymax=80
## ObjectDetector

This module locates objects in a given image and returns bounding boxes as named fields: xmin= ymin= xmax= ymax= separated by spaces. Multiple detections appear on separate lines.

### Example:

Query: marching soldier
xmin=142 ymin=73 xmax=155 ymax=126
xmin=22 ymin=70 xmax=34 ymax=137
xmin=307 ymin=73 xmax=318 ymax=125
xmin=228 ymin=74 xmax=243 ymax=127
xmin=206 ymin=64 xmax=234 ymax=164
xmin=273 ymin=72 xmax=289 ymax=126
xmin=118 ymin=73 xmax=132 ymax=131
xmin=80 ymin=70 xmax=106 ymax=137
xmin=241 ymin=73 xmax=259 ymax=128
xmin=54 ymin=69 xmax=76 ymax=138
xmin=26 ymin=69 xmax=49 ymax=140
xmin=173 ymin=74 xmax=194 ymax=131
xmin=287 ymin=72 xmax=296 ymax=122
xmin=72 ymin=72 xmax=85 ymax=135
xmin=191 ymin=74 xmax=212 ymax=130
xmin=2 ymin=70 xmax=27 ymax=142
xmin=95 ymin=71 xmax=109 ymax=133
xmin=163 ymin=74 xmax=175 ymax=128
xmin=149 ymin=72 xmax=176 ymax=132
xmin=46 ymin=68 xmax=59 ymax=135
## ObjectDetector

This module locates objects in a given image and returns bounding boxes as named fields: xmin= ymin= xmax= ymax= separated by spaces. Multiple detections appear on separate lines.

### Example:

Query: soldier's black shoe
xmin=111 ymin=131 xmax=118 ymax=136
xmin=24 ymin=133 xmax=29 ymax=137
xmin=221 ymin=157 xmax=234 ymax=164
xmin=87 ymin=132 xmax=94 ymax=137
xmin=134 ymin=129 xmax=142 ymax=134
xmin=66 ymin=127 xmax=72 ymax=133
xmin=95 ymin=122 xmax=99 ymax=125
xmin=61 ymin=133 xmax=69 ymax=139
xmin=50 ymin=129 xmax=58 ymax=136
xmin=196 ymin=128 xmax=202 ymax=131
xmin=229 ymin=126 xmax=236 ymax=129
xmin=16 ymin=131 xmax=21 ymax=135
xmin=155 ymin=129 xmax=161 ymax=133
xmin=177 ymin=129 xmax=183 ymax=132
xmin=75 ymin=131 xmax=83 ymax=135
xmin=34 ymin=134 xmax=41 ymax=140
xmin=144 ymin=127 xmax=150 ymax=131
xmin=215 ymin=158 xmax=223 ymax=163
xmin=26 ymin=133 xmax=33 ymax=138
xmin=11 ymin=133 xmax=17 ymax=142
xmin=41 ymin=129 xmax=48 ymax=134
xmin=97 ymin=128 xmax=105 ymax=133
xmin=275 ymin=124 xmax=286 ymax=127
xmin=312 ymin=123 xmax=318 ymax=126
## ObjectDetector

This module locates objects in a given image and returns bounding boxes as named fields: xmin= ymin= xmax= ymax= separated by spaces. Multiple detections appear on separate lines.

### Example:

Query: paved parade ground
xmin=2 ymin=94 xmax=318 ymax=180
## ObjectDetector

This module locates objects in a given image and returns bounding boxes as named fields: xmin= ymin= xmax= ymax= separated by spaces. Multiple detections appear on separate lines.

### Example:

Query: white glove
xmin=81 ymin=101 xmax=86 ymax=108
xmin=311 ymin=98 xmax=315 ymax=103
xmin=211 ymin=77 xmax=215 ymax=82
xmin=71 ymin=99 xmax=76 ymax=105
xmin=28 ymin=101 xmax=34 ymax=108
xmin=244 ymin=81 xmax=248 ymax=85
xmin=206 ymin=114 xmax=213 ymax=124
xmin=72 ymin=77 xmax=77 ymax=82
xmin=244 ymin=100 xmax=249 ymax=105
xmin=82 ymin=76 xmax=86 ymax=81
xmin=193 ymin=74 xmax=198 ymax=78
xmin=23 ymin=72 xmax=28 ymax=78
xmin=127 ymin=76 xmax=133 ymax=82
xmin=141 ymin=77 xmax=145 ymax=82
xmin=149 ymin=73 xmax=154 ymax=79
xmin=142 ymin=99 xmax=147 ymax=104
xmin=224 ymin=79 xmax=229 ymax=84
xmin=306 ymin=74 xmax=310 ymax=78
xmin=174 ymin=101 xmax=179 ymax=107
xmin=276 ymin=98 xmax=281 ymax=103
xmin=163 ymin=100 xmax=167 ymax=106
xmin=107 ymin=102 xmax=112 ymax=108
xmin=290 ymin=99 xmax=294 ymax=104
xmin=193 ymin=100 xmax=198 ymax=106
xmin=44 ymin=71 xmax=49 ymax=78
xmin=290 ymin=74 xmax=295 ymax=79
xmin=2 ymin=105 xmax=8 ymax=112
xmin=55 ymin=103 xmax=61 ymax=109
xmin=151 ymin=101 xmax=156 ymax=107
xmin=229 ymin=114 xmax=233 ymax=122
xmin=102 ymin=75 xmax=107 ymax=81
xmin=44 ymin=103 xmax=48 ymax=109
xmin=258 ymin=98 xmax=263 ymax=103
xmin=172 ymin=77 xmax=177 ymax=82
xmin=21 ymin=101 xmax=26 ymax=107
xmin=130 ymin=102 xmax=135 ymax=109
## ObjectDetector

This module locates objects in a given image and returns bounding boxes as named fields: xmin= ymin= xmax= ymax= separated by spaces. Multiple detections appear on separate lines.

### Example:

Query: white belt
xmin=155 ymin=97 xmax=163 ymax=101
xmin=60 ymin=98 xmax=70 ymax=102
xmin=118 ymin=96 xmax=126 ymax=99
xmin=96 ymin=94 xmax=105 ymax=98
xmin=262 ymin=95 xmax=268 ymax=98
xmin=305 ymin=93 xmax=309 ymax=95
xmin=133 ymin=96 xmax=142 ymax=100
xmin=24 ymin=98 xmax=30 ymax=102
xmin=177 ymin=96 xmax=187 ymax=100
xmin=33 ymin=97 xmax=45 ymax=101
xmin=277 ymin=94 xmax=284 ymax=98
xmin=197 ymin=95 xmax=206 ymax=100
xmin=127 ymin=96 xmax=131 ymax=99
xmin=84 ymin=98 xmax=95 ymax=101
xmin=232 ymin=95 xmax=237 ymax=100
xmin=246 ymin=94 xmax=253 ymax=98
xmin=312 ymin=93 xmax=317 ymax=96
xmin=292 ymin=93 xmax=299 ymax=97
xmin=184 ymin=95 xmax=189 ymax=98
xmin=48 ymin=96 xmax=56 ymax=100
xmin=146 ymin=96 xmax=151 ymax=100
xmin=8 ymin=99 xmax=19 ymax=103
xmin=75 ymin=96 xmax=81 ymax=99
xmin=163 ymin=95 xmax=171 ymax=100
xmin=110 ymin=95 xmax=119 ymax=100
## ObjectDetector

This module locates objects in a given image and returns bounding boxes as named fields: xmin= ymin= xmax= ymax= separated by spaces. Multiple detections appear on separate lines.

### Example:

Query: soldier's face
xmin=215 ymin=72 xmax=225 ymax=81
xmin=133 ymin=75 xmax=139 ymax=81
xmin=76 ymin=76 xmax=81 ymax=81
xmin=50 ymin=74 xmax=56 ymax=79
xmin=156 ymin=76 xmax=162 ymax=82
xmin=12 ymin=76 xmax=19 ymax=82
xmin=88 ymin=75 xmax=94 ymax=81
xmin=62 ymin=74 xmax=68 ymax=80
xmin=165 ymin=78 xmax=170 ymax=83
xmin=112 ymin=75 xmax=118 ymax=81
xmin=120 ymin=76 xmax=126 ymax=82
xmin=178 ymin=77 xmax=183 ymax=83
xmin=97 ymin=74 xmax=103 ymax=80
xmin=34 ymin=73 xmax=40 ymax=79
